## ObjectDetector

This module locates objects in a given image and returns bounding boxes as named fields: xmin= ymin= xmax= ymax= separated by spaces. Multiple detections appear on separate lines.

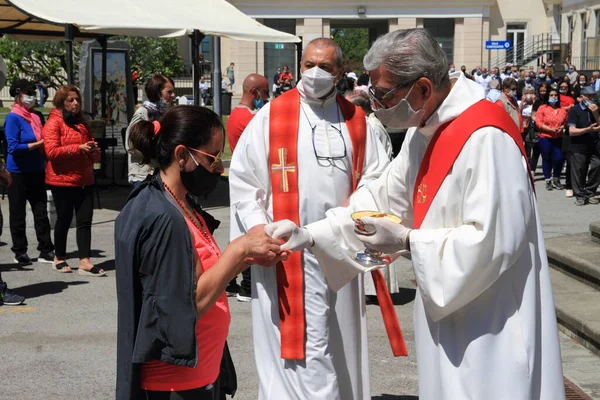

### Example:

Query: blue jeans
xmin=539 ymin=137 xmax=564 ymax=180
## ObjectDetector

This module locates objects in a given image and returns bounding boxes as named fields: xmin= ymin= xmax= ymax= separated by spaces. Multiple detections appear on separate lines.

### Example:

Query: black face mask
xmin=180 ymin=153 xmax=221 ymax=197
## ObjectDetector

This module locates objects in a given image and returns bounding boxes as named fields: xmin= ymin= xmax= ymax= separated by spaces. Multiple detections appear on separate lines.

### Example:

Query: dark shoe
xmin=545 ymin=180 xmax=553 ymax=191
xmin=365 ymin=295 xmax=379 ymax=305
xmin=37 ymin=251 xmax=55 ymax=263
xmin=0 ymin=283 xmax=25 ymax=306
xmin=588 ymin=197 xmax=599 ymax=205
xmin=14 ymin=253 xmax=32 ymax=265
xmin=226 ymin=282 xmax=239 ymax=297
xmin=236 ymin=287 xmax=252 ymax=302
xmin=53 ymin=261 xmax=72 ymax=273
xmin=551 ymin=178 xmax=564 ymax=190
xmin=575 ymin=198 xmax=586 ymax=206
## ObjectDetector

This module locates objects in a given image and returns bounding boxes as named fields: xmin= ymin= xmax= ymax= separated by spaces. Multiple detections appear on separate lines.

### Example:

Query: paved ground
xmin=1 ymin=172 xmax=599 ymax=400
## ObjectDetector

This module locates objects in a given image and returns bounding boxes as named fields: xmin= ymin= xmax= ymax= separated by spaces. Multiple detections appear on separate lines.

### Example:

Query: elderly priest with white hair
xmin=266 ymin=28 xmax=565 ymax=400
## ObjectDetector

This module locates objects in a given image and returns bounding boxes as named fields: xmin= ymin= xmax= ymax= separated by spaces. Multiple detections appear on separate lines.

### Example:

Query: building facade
xmin=177 ymin=0 xmax=600 ymax=94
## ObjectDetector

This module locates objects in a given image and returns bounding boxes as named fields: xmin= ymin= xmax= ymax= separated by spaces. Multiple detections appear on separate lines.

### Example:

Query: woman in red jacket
xmin=43 ymin=85 xmax=104 ymax=276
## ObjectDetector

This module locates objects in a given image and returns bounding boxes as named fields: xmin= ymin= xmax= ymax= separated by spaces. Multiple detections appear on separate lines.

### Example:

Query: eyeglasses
xmin=368 ymin=84 xmax=404 ymax=110
xmin=311 ymin=123 xmax=347 ymax=162
xmin=301 ymin=104 xmax=347 ymax=162
xmin=187 ymin=147 xmax=222 ymax=169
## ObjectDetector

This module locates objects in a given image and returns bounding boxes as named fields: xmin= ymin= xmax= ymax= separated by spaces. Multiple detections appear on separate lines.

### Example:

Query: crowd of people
xmin=0 ymin=79 xmax=106 ymax=307
xmin=464 ymin=61 xmax=600 ymax=205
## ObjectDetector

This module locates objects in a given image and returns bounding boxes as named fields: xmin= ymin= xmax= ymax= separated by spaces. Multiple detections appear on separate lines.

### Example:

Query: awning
xmin=2 ymin=0 xmax=300 ymax=42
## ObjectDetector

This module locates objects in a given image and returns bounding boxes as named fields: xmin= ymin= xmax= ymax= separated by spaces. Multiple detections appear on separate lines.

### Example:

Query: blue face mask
xmin=568 ymin=69 xmax=574 ymax=74
xmin=583 ymin=100 xmax=593 ymax=108
xmin=546 ymin=78 xmax=552 ymax=83
xmin=548 ymin=98 xmax=559 ymax=104
xmin=253 ymin=98 xmax=265 ymax=109
xmin=539 ymin=74 xmax=546 ymax=79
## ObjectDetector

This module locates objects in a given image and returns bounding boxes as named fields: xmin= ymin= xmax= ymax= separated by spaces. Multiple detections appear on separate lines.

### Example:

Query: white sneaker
xmin=565 ymin=189 xmax=574 ymax=198
xmin=236 ymin=293 xmax=251 ymax=302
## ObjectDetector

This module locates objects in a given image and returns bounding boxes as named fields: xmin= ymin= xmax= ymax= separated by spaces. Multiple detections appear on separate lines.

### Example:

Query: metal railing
xmin=569 ymin=57 xmax=600 ymax=71
xmin=491 ymin=33 xmax=557 ymax=70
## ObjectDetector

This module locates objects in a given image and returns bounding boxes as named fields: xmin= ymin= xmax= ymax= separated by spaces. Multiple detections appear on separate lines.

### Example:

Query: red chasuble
xmin=413 ymin=100 xmax=534 ymax=229
xmin=269 ymin=88 xmax=407 ymax=360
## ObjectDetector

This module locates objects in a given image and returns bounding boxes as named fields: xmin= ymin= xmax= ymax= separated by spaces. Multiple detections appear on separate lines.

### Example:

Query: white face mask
xmin=374 ymin=82 xmax=425 ymax=129
xmin=22 ymin=95 xmax=36 ymax=108
xmin=300 ymin=66 xmax=335 ymax=99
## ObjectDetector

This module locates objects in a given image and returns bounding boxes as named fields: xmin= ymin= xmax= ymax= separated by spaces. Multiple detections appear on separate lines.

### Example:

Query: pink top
xmin=141 ymin=213 xmax=230 ymax=391
xmin=536 ymin=104 xmax=568 ymax=139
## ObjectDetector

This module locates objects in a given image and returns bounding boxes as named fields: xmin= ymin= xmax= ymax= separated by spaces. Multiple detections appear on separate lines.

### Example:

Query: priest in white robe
xmin=267 ymin=29 xmax=565 ymax=400
xmin=229 ymin=38 xmax=389 ymax=400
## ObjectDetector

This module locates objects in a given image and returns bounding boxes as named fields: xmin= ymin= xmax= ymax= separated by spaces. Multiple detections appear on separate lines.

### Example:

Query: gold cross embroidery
xmin=271 ymin=148 xmax=296 ymax=193
xmin=416 ymin=184 xmax=428 ymax=204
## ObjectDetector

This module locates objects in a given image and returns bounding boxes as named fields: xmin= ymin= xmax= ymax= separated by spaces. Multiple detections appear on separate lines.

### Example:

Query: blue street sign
xmin=485 ymin=40 xmax=513 ymax=50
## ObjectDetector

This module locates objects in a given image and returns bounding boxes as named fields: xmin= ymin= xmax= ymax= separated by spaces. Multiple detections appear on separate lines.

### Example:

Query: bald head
xmin=242 ymin=74 xmax=269 ymax=94
xmin=302 ymin=38 xmax=343 ymax=68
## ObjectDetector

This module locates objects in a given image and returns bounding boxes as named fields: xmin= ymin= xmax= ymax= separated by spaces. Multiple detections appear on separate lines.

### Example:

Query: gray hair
xmin=363 ymin=28 xmax=450 ymax=90
xmin=303 ymin=38 xmax=344 ymax=68
xmin=345 ymin=90 xmax=372 ymax=114
xmin=522 ymin=86 xmax=535 ymax=95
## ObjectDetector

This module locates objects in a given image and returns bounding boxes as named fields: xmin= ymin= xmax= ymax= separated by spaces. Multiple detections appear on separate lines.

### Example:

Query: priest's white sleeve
xmin=409 ymin=128 xmax=534 ymax=322
xmin=229 ymin=107 xmax=272 ymax=240
xmin=357 ymin=123 xmax=390 ymax=187
xmin=306 ymin=131 xmax=414 ymax=291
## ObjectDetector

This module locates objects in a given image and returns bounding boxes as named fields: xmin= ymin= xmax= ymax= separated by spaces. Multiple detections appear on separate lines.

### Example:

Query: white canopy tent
xmin=4 ymin=0 xmax=300 ymax=42
xmin=1 ymin=0 xmax=300 ymax=110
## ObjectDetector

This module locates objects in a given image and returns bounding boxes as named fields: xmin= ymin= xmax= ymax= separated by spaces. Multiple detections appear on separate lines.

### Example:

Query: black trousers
xmin=7 ymin=172 xmax=54 ymax=256
xmin=569 ymin=146 xmax=600 ymax=200
xmin=142 ymin=380 xmax=219 ymax=400
xmin=525 ymin=141 xmax=541 ymax=174
xmin=49 ymin=185 xmax=94 ymax=259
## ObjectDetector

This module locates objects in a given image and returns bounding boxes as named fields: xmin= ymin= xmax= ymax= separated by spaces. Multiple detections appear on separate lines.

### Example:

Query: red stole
xmin=269 ymin=88 xmax=406 ymax=360
xmin=413 ymin=100 xmax=534 ymax=229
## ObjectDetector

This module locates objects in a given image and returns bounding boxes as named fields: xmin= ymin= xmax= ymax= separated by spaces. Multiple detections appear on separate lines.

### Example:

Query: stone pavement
xmin=0 ymin=174 xmax=599 ymax=399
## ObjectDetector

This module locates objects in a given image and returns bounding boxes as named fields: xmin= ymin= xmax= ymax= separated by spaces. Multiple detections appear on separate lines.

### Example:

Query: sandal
xmin=78 ymin=266 xmax=106 ymax=277
xmin=53 ymin=261 xmax=72 ymax=273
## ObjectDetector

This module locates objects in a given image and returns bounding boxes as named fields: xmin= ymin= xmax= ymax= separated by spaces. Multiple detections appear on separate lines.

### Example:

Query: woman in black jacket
xmin=115 ymin=106 xmax=284 ymax=400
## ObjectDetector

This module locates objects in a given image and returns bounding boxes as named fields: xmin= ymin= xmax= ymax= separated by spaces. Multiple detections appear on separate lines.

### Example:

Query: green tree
xmin=0 ymin=37 xmax=81 ymax=89
xmin=117 ymin=36 xmax=184 ymax=80
xmin=331 ymin=28 xmax=369 ymax=70
xmin=0 ymin=36 xmax=184 ymax=90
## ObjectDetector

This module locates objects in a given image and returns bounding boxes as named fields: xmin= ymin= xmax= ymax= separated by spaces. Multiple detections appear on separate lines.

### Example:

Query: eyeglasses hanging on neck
xmin=300 ymin=104 xmax=347 ymax=162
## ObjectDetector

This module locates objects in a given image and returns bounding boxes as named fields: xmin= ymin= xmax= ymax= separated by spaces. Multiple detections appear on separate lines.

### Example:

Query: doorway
xmin=506 ymin=24 xmax=526 ymax=65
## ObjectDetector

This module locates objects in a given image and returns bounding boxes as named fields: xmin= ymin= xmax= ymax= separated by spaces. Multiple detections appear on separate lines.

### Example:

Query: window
xmin=423 ymin=19 xmax=455 ymax=63
xmin=263 ymin=19 xmax=297 ymax=90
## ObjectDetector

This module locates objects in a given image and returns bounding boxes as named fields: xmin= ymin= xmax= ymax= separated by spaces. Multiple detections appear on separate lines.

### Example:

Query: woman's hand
xmin=28 ymin=139 xmax=44 ymax=150
xmin=235 ymin=229 xmax=282 ymax=262
xmin=78 ymin=141 xmax=95 ymax=153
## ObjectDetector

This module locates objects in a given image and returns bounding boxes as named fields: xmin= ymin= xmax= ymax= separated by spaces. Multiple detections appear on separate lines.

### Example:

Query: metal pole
xmin=296 ymin=37 xmax=303 ymax=83
xmin=64 ymin=24 xmax=75 ymax=84
xmin=212 ymin=36 xmax=222 ymax=116
xmin=191 ymin=30 xmax=204 ymax=106
xmin=99 ymin=37 xmax=108 ymax=121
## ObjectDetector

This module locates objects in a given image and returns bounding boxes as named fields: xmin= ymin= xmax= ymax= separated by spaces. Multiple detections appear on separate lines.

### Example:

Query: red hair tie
xmin=152 ymin=120 xmax=161 ymax=136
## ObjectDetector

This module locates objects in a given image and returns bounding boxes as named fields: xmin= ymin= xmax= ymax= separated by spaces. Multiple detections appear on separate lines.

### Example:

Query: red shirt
xmin=560 ymin=95 xmax=575 ymax=109
xmin=279 ymin=71 xmax=293 ymax=82
xmin=141 ymin=214 xmax=230 ymax=392
xmin=226 ymin=105 xmax=256 ymax=152
xmin=536 ymin=104 xmax=568 ymax=139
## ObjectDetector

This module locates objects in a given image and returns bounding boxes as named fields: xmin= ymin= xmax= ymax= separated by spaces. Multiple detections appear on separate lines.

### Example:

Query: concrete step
xmin=591 ymin=222 xmax=600 ymax=245
xmin=546 ymin=234 xmax=600 ymax=291
xmin=551 ymin=268 xmax=600 ymax=356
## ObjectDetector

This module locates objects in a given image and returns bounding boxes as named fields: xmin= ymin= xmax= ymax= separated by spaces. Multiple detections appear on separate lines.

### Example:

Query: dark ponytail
xmin=128 ymin=105 xmax=223 ymax=168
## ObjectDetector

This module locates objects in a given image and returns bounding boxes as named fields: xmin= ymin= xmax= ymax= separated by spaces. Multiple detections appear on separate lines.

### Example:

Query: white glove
xmin=356 ymin=217 xmax=412 ymax=254
xmin=265 ymin=220 xmax=313 ymax=252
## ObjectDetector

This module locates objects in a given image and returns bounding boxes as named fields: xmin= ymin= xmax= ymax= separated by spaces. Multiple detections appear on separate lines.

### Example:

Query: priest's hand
xmin=356 ymin=217 xmax=412 ymax=254
xmin=265 ymin=220 xmax=314 ymax=252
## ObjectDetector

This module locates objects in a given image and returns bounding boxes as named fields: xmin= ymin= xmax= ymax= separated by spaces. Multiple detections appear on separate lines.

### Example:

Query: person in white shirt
xmin=199 ymin=76 xmax=209 ymax=106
